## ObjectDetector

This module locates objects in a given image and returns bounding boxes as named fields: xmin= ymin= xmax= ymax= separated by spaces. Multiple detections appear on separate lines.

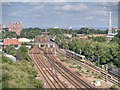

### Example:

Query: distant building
xmin=3 ymin=38 xmax=22 ymax=46
xmin=92 ymin=34 xmax=107 ymax=37
xmin=77 ymin=34 xmax=88 ymax=39
xmin=18 ymin=38 xmax=31 ymax=43
xmin=68 ymin=27 xmax=72 ymax=30
xmin=54 ymin=27 xmax=59 ymax=29
xmin=64 ymin=34 xmax=72 ymax=38
xmin=112 ymin=28 xmax=118 ymax=33
xmin=8 ymin=22 xmax=23 ymax=35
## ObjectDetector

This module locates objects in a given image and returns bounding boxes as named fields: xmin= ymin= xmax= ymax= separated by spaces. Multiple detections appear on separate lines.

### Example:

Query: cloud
xmin=92 ymin=0 xmax=119 ymax=2
xmin=2 ymin=0 xmax=120 ymax=2
xmin=55 ymin=3 xmax=88 ymax=11
xmin=2 ymin=0 xmax=67 ymax=2
xmin=86 ymin=10 xmax=109 ymax=17
xmin=53 ymin=0 xmax=67 ymax=2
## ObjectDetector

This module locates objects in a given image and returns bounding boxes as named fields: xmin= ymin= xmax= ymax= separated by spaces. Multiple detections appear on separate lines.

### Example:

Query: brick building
xmin=8 ymin=22 xmax=23 ymax=35
xmin=3 ymin=38 xmax=22 ymax=46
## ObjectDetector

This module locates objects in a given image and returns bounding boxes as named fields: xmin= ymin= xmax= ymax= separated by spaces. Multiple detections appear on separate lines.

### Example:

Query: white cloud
xmin=92 ymin=0 xmax=119 ymax=2
xmin=53 ymin=0 xmax=67 ymax=2
xmin=87 ymin=10 xmax=108 ymax=16
xmin=55 ymin=3 xmax=88 ymax=11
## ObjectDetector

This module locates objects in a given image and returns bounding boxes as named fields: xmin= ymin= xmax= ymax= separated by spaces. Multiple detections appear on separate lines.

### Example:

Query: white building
xmin=18 ymin=38 xmax=31 ymax=43
xmin=64 ymin=34 xmax=72 ymax=38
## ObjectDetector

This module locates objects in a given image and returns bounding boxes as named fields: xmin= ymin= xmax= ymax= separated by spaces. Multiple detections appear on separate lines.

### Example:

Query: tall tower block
xmin=108 ymin=12 xmax=112 ymax=35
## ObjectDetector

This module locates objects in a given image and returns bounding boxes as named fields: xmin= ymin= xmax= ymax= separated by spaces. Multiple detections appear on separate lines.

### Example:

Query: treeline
xmin=68 ymin=39 xmax=119 ymax=67
xmin=3 ymin=27 xmax=107 ymax=39
xmin=20 ymin=28 xmax=45 ymax=39
xmin=52 ymin=29 xmax=120 ymax=68
xmin=76 ymin=28 xmax=107 ymax=34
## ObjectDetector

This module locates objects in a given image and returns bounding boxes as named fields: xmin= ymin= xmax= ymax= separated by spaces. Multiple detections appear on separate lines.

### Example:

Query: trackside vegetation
xmin=1 ymin=45 xmax=43 ymax=88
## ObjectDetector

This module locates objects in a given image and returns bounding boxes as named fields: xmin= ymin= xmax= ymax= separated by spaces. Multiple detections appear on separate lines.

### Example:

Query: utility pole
xmin=105 ymin=64 xmax=108 ymax=82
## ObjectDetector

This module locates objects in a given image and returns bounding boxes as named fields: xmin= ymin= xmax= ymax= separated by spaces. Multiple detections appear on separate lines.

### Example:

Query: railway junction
xmin=29 ymin=34 xmax=120 ymax=89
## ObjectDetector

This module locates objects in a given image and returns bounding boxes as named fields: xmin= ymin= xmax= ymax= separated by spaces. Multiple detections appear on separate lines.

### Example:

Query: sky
xmin=1 ymin=1 xmax=119 ymax=29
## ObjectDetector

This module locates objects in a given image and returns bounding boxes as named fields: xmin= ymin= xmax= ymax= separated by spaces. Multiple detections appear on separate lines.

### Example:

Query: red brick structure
xmin=92 ymin=34 xmax=107 ymax=37
xmin=3 ymin=38 xmax=22 ymax=46
xmin=8 ymin=22 xmax=23 ymax=35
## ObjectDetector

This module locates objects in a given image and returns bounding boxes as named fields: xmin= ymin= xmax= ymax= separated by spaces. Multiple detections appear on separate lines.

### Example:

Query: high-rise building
xmin=8 ymin=22 xmax=23 ymax=35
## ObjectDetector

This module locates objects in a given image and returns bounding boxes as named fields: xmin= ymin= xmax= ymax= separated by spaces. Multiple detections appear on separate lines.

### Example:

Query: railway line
xmin=35 ymin=52 xmax=66 ymax=88
xmin=30 ymin=46 xmax=77 ymax=89
xmin=38 ymin=46 xmax=96 ymax=89
xmin=29 ymin=44 xmax=96 ymax=89
xmin=30 ymin=35 xmax=119 ymax=88
xmin=29 ymin=46 xmax=57 ymax=88
xmin=57 ymin=48 xmax=120 ymax=87
xmin=46 ymin=54 xmax=95 ymax=89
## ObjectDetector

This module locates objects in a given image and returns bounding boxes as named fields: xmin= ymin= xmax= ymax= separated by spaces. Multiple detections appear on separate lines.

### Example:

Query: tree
xmin=20 ymin=29 xmax=42 ymax=39
xmin=92 ymin=36 xmax=106 ymax=42
xmin=115 ymin=31 xmax=120 ymax=67
xmin=3 ymin=31 xmax=19 ymax=38
xmin=2 ymin=61 xmax=43 ymax=88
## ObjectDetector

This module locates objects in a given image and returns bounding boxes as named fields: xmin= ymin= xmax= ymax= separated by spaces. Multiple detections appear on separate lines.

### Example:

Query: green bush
xmin=1 ymin=61 xmax=43 ymax=88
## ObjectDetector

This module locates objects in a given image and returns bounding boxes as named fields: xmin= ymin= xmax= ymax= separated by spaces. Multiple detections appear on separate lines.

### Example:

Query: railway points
xmin=29 ymin=35 xmax=120 ymax=89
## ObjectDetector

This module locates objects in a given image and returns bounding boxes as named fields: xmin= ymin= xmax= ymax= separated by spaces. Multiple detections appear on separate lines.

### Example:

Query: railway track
xmin=30 ymin=46 xmax=81 ymax=89
xmin=29 ymin=47 xmax=59 ymax=89
xmin=29 ymin=45 xmax=97 ymax=89
xmin=57 ymin=49 xmax=120 ymax=87
xmin=36 ymin=46 xmax=86 ymax=89
xmin=47 ymin=54 xmax=95 ymax=89
xmin=35 ymin=53 xmax=66 ymax=88
xmin=37 ymin=47 xmax=96 ymax=90
xmin=34 ymin=37 xmax=96 ymax=89
xmin=35 ymin=35 xmax=120 ymax=88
